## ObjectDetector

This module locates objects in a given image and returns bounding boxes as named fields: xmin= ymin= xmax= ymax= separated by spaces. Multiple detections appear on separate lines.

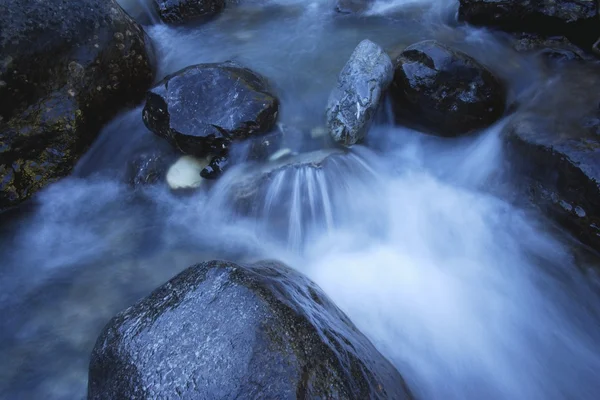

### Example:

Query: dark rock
xmin=88 ymin=260 xmax=413 ymax=400
xmin=512 ymin=34 xmax=593 ymax=62
xmin=153 ymin=0 xmax=225 ymax=24
xmin=200 ymin=155 xmax=229 ymax=179
xmin=335 ymin=0 xmax=373 ymax=13
xmin=458 ymin=0 xmax=600 ymax=48
xmin=247 ymin=128 xmax=284 ymax=160
xmin=327 ymin=39 xmax=393 ymax=146
xmin=507 ymin=114 xmax=600 ymax=249
xmin=0 ymin=0 xmax=155 ymax=211
xmin=389 ymin=40 xmax=506 ymax=136
xmin=142 ymin=62 xmax=279 ymax=158
xmin=505 ymin=65 xmax=600 ymax=250
xmin=127 ymin=150 xmax=176 ymax=187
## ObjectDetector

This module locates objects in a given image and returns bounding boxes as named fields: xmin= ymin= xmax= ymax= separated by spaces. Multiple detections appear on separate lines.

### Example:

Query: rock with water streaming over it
xmin=142 ymin=62 xmax=279 ymax=161
xmin=458 ymin=0 xmax=600 ymax=48
xmin=153 ymin=0 xmax=225 ymax=24
xmin=389 ymin=40 xmax=506 ymax=136
xmin=0 ymin=0 xmax=155 ymax=212
xmin=327 ymin=39 xmax=394 ymax=145
xmin=507 ymin=114 xmax=600 ymax=251
xmin=88 ymin=260 xmax=413 ymax=400
xmin=505 ymin=64 xmax=600 ymax=250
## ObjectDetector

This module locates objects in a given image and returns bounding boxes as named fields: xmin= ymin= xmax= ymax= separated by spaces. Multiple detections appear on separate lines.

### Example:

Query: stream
xmin=2 ymin=0 xmax=600 ymax=399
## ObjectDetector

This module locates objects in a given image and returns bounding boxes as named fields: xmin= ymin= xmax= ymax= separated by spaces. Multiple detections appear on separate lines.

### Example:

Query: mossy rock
xmin=0 ymin=0 xmax=155 ymax=211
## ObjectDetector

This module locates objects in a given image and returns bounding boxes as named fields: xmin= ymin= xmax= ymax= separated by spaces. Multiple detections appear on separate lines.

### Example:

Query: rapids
xmin=1 ymin=0 xmax=600 ymax=399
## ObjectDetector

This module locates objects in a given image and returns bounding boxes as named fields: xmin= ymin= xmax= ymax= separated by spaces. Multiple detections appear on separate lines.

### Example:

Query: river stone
xmin=458 ymin=0 xmax=599 ymax=48
xmin=153 ymin=0 xmax=225 ymax=24
xmin=389 ymin=40 xmax=505 ymax=136
xmin=88 ymin=260 xmax=413 ymax=399
xmin=327 ymin=39 xmax=393 ymax=145
xmin=0 ymin=0 xmax=155 ymax=212
xmin=142 ymin=62 xmax=279 ymax=159
xmin=505 ymin=64 xmax=600 ymax=250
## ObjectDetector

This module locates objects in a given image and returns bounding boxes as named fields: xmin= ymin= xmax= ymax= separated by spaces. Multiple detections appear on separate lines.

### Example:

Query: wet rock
xmin=389 ymin=40 xmax=505 ymax=136
xmin=88 ymin=259 xmax=413 ymax=400
xmin=247 ymin=129 xmax=284 ymax=161
xmin=153 ymin=0 xmax=225 ymax=24
xmin=327 ymin=40 xmax=393 ymax=145
xmin=0 ymin=0 xmax=155 ymax=211
xmin=142 ymin=62 xmax=279 ymax=160
xmin=127 ymin=150 xmax=176 ymax=187
xmin=511 ymin=34 xmax=592 ymax=62
xmin=458 ymin=0 xmax=600 ymax=48
xmin=200 ymin=155 xmax=229 ymax=179
xmin=335 ymin=0 xmax=373 ymax=13
xmin=507 ymin=114 xmax=600 ymax=250
xmin=505 ymin=66 xmax=600 ymax=250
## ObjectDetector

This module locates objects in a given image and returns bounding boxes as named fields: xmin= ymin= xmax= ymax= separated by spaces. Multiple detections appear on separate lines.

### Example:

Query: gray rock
xmin=0 ymin=0 xmax=155 ymax=211
xmin=327 ymin=40 xmax=393 ymax=146
xmin=88 ymin=260 xmax=413 ymax=399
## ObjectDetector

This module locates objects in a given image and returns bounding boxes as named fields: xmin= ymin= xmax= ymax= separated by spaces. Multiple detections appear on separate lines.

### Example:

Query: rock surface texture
xmin=327 ymin=39 xmax=394 ymax=145
xmin=0 ymin=0 xmax=155 ymax=211
xmin=458 ymin=0 xmax=599 ymax=48
xmin=153 ymin=0 xmax=225 ymax=24
xmin=88 ymin=259 xmax=413 ymax=399
xmin=142 ymin=62 xmax=279 ymax=161
xmin=505 ymin=65 xmax=600 ymax=250
xmin=389 ymin=40 xmax=505 ymax=136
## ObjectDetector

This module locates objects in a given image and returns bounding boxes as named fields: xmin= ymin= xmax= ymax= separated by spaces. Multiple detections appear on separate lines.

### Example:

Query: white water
xmin=2 ymin=0 xmax=600 ymax=399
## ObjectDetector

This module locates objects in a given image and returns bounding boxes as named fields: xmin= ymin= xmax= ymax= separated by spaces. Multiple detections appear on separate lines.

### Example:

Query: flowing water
xmin=2 ymin=0 xmax=600 ymax=399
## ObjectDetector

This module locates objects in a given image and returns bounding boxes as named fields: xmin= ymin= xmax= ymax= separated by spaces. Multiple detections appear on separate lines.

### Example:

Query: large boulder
xmin=327 ymin=39 xmax=394 ymax=146
xmin=458 ymin=0 xmax=600 ymax=48
xmin=153 ymin=0 xmax=225 ymax=24
xmin=88 ymin=260 xmax=413 ymax=399
xmin=142 ymin=62 xmax=279 ymax=161
xmin=0 ymin=0 xmax=155 ymax=211
xmin=389 ymin=40 xmax=506 ymax=136
xmin=505 ymin=65 xmax=600 ymax=250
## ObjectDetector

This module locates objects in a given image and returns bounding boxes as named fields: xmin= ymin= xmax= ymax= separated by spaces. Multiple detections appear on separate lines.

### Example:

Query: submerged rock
xmin=511 ymin=34 xmax=592 ymax=62
xmin=127 ymin=150 xmax=176 ymax=187
xmin=389 ymin=40 xmax=505 ymax=136
xmin=458 ymin=0 xmax=599 ymax=48
xmin=88 ymin=260 xmax=413 ymax=399
xmin=142 ymin=62 xmax=279 ymax=160
xmin=153 ymin=0 xmax=225 ymax=24
xmin=228 ymin=149 xmax=346 ymax=212
xmin=0 ymin=0 xmax=155 ymax=211
xmin=327 ymin=39 xmax=393 ymax=145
